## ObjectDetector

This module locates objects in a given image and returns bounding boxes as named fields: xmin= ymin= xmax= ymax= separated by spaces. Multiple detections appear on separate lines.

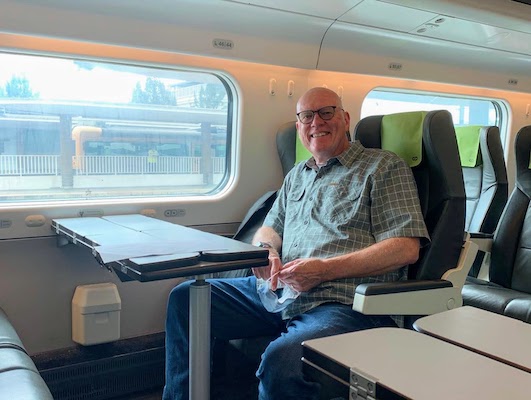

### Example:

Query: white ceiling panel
xmin=380 ymin=0 xmax=531 ymax=34
xmin=338 ymin=0 xmax=437 ymax=32
xmin=0 ymin=0 xmax=331 ymax=69
xmin=225 ymin=0 xmax=363 ymax=19
xmin=319 ymin=20 xmax=530 ymax=76
xmin=412 ymin=15 xmax=531 ymax=56
xmin=1 ymin=0 xmax=530 ymax=82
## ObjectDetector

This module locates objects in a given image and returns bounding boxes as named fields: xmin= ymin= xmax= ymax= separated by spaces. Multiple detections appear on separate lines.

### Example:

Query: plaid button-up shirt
xmin=263 ymin=141 xmax=430 ymax=320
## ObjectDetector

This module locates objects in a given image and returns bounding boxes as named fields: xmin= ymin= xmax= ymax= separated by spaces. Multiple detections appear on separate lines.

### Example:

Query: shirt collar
xmin=304 ymin=141 xmax=365 ymax=170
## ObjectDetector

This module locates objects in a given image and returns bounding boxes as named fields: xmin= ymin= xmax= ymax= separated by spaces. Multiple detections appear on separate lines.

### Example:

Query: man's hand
xmin=278 ymin=258 xmax=329 ymax=292
xmin=252 ymin=249 xmax=282 ymax=290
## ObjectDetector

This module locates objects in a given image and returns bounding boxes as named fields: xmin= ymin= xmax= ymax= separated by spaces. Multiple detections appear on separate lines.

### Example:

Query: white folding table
xmin=302 ymin=327 xmax=531 ymax=400
xmin=413 ymin=305 xmax=531 ymax=373
xmin=52 ymin=214 xmax=269 ymax=400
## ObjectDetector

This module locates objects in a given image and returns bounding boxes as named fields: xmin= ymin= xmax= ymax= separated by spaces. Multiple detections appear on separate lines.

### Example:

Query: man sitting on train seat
xmin=163 ymin=87 xmax=430 ymax=400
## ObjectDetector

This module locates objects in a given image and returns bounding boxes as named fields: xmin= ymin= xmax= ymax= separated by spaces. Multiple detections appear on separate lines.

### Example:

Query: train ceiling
xmin=1 ymin=0 xmax=530 ymax=90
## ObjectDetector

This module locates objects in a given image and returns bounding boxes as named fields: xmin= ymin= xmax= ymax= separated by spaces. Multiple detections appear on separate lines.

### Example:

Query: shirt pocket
xmin=286 ymin=186 xmax=306 ymax=222
xmin=323 ymin=184 xmax=363 ymax=225
xmin=287 ymin=186 xmax=305 ymax=202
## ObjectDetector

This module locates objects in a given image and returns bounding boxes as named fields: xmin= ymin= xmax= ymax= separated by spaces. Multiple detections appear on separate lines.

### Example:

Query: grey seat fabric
xmin=0 ymin=308 xmax=54 ymax=399
xmin=458 ymin=126 xmax=508 ymax=277
xmin=463 ymin=125 xmax=531 ymax=323
xmin=460 ymin=126 xmax=508 ymax=234
xmin=0 ymin=308 xmax=26 ymax=352
xmin=275 ymin=120 xmax=299 ymax=177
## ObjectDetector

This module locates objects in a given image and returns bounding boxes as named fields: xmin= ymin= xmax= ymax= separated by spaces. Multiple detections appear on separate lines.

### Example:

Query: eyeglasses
xmin=296 ymin=106 xmax=341 ymax=124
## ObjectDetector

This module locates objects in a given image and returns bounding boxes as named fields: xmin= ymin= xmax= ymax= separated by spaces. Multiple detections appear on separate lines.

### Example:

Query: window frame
xmin=0 ymin=50 xmax=239 ymax=208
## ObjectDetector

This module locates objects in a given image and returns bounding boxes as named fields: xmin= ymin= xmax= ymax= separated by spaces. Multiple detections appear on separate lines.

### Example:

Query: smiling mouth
xmin=311 ymin=132 xmax=330 ymax=138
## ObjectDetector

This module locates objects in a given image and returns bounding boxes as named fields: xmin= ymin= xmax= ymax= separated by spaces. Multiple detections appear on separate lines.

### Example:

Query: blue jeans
xmin=163 ymin=276 xmax=396 ymax=400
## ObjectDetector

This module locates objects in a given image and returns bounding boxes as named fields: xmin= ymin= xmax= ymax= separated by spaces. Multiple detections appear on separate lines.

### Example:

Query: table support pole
xmin=189 ymin=278 xmax=211 ymax=400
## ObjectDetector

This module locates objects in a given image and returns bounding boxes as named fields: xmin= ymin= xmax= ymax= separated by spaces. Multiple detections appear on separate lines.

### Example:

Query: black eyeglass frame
xmin=296 ymin=105 xmax=342 ymax=124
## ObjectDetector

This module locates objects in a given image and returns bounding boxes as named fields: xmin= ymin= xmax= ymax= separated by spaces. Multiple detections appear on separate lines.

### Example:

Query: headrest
xmin=295 ymin=131 xmax=312 ymax=164
xmin=514 ymin=125 xmax=531 ymax=193
xmin=455 ymin=125 xmax=482 ymax=167
xmin=381 ymin=111 xmax=425 ymax=167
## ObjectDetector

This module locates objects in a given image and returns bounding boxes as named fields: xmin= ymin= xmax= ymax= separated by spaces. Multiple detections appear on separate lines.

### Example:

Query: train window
xmin=361 ymin=90 xmax=500 ymax=127
xmin=0 ymin=52 xmax=232 ymax=204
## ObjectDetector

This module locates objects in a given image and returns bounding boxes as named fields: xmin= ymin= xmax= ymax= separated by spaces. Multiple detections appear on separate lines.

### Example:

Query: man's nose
xmin=310 ymin=112 xmax=325 ymax=125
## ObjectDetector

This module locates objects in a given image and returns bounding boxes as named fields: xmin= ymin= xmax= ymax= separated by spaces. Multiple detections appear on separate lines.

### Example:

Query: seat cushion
xmin=0 ymin=368 xmax=54 ymax=400
xmin=462 ymin=278 xmax=531 ymax=320
xmin=0 ymin=308 xmax=25 ymax=351
xmin=0 ymin=347 xmax=38 ymax=374
xmin=505 ymin=298 xmax=531 ymax=323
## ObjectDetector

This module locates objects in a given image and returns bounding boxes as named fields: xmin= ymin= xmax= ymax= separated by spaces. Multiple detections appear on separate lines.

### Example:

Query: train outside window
xmin=0 ymin=52 xmax=232 ymax=204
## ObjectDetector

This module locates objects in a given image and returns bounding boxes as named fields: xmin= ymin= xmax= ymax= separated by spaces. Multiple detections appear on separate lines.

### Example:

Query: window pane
xmin=0 ymin=53 xmax=231 ymax=204
xmin=361 ymin=90 xmax=498 ymax=126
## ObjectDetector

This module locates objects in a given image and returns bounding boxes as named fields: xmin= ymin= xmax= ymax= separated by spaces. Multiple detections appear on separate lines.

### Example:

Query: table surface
xmin=413 ymin=306 xmax=531 ymax=373
xmin=302 ymin=327 xmax=531 ymax=400
xmin=52 ymin=214 xmax=269 ymax=281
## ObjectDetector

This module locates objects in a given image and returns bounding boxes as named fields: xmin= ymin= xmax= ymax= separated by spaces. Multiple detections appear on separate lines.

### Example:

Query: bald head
xmin=296 ymin=87 xmax=350 ymax=165
xmin=296 ymin=87 xmax=343 ymax=113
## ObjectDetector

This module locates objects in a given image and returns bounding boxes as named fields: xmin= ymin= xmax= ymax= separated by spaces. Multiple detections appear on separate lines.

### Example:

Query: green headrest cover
xmin=455 ymin=125 xmax=482 ymax=167
xmin=295 ymin=132 xmax=312 ymax=164
xmin=381 ymin=111 xmax=425 ymax=167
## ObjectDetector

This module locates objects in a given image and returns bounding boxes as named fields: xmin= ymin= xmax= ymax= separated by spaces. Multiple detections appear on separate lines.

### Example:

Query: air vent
xmin=33 ymin=333 xmax=165 ymax=400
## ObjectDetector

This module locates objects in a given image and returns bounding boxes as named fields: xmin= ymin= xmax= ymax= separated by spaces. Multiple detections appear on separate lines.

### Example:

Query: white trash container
xmin=72 ymin=283 xmax=121 ymax=345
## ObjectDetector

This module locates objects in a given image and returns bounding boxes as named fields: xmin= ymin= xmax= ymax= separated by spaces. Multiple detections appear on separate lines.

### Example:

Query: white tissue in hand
xmin=256 ymin=277 xmax=300 ymax=313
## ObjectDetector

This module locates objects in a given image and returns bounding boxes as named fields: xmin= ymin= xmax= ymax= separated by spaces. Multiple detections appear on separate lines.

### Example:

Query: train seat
xmin=462 ymin=125 xmax=531 ymax=323
xmin=455 ymin=125 xmax=508 ymax=277
xmin=0 ymin=308 xmax=54 ymax=400
xmin=351 ymin=110 xmax=476 ymax=322
xmin=456 ymin=125 xmax=508 ymax=235
xmin=275 ymin=120 xmax=311 ymax=176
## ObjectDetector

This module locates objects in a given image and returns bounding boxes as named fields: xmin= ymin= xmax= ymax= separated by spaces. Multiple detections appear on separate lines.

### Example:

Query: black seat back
xmin=490 ymin=125 xmax=531 ymax=292
xmin=455 ymin=125 xmax=508 ymax=234
xmin=354 ymin=110 xmax=466 ymax=281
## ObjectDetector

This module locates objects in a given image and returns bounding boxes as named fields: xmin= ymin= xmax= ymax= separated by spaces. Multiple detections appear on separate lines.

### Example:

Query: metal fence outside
xmin=0 ymin=155 xmax=226 ymax=176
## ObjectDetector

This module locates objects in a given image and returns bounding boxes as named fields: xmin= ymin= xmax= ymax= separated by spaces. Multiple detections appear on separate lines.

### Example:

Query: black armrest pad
xmin=468 ymin=232 xmax=493 ymax=239
xmin=355 ymin=280 xmax=453 ymax=296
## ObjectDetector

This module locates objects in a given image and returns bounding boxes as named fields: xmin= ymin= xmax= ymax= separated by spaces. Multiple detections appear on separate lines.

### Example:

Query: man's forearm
xmin=322 ymin=237 xmax=420 ymax=281
xmin=252 ymin=226 xmax=282 ymax=255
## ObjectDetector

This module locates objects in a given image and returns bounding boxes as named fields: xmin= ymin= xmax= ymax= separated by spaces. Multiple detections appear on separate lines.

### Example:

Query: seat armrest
xmin=352 ymin=280 xmax=462 ymax=315
xmin=356 ymin=280 xmax=451 ymax=295
xmin=468 ymin=232 xmax=493 ymax=239
xmin=352 ymin=239 xmax=478 ymax=316
xmin=468 ymin=234 xmax=493 ymax=253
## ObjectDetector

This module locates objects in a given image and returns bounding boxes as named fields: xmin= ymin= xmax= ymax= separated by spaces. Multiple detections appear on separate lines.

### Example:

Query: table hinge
xmin=349 ymin=367 xmax=377 ymax=400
